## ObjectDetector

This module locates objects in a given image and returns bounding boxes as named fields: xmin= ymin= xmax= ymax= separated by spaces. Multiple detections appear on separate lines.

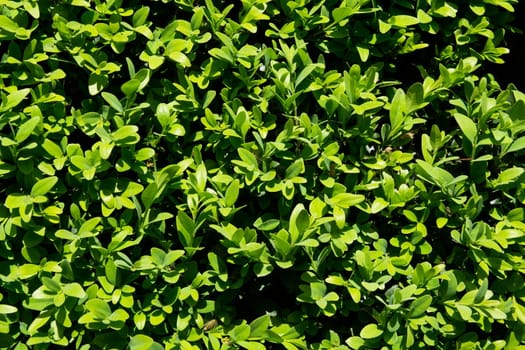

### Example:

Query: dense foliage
xmin=1 ymin=0 xmax=525 ymax=349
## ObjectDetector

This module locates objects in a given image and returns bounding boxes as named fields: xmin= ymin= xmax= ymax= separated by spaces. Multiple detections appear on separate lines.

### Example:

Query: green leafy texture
xmin=0 ymin=0 xmax=524 ymax=349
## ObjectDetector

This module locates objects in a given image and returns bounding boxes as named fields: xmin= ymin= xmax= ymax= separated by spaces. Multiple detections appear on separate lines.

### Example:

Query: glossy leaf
xmin=359 ymin=323 xmax=383 ymax=339
xmin=454 ymin=113 xmax=478 ymax=145
xmin=176 ymin=211 xmax=196 ymax=248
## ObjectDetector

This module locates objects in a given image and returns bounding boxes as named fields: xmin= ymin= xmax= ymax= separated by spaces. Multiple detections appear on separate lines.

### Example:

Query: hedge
xmin=1 ymin=0 xmax=525 ymax=349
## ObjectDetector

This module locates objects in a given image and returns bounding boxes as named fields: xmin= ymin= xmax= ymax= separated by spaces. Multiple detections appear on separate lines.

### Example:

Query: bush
xmin=1 ymin=0 xmax=525 ymax=349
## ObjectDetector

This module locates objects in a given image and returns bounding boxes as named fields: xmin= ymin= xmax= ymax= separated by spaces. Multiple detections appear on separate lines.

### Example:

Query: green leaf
xmin=112 ymin=125 xmax=140 ymax=145
xmin=149 ymin=247 xmax=166 ymax=267
xmin=163 ymin=249 xmax=185 ymax=267
xmin=311 ymin=282 xmax=327 ymax=300
xmin=88 ymin=73 xmax=109 ymax=95
xmin=195 ymin=163 xmax=207 ymax=192
xmin=254 ymin=218 xmax=280 ymax=231
xmin=332 ymin=7 xmax=356 ymax=23
xmin=78 ymin=217 xmax=101 ymax=237
xmin=456 ymin=304 xmax=472 ymax=321
xmin=85 ymin=299 xmax=111 ymax=319
xmin=0 ymin=304 xmax=18 ymax=314
xmin=141 ymin=182 xmax=159 ymax=210
xmin=135 ymin=147 xmax=155 ymax=161
xmin=285 ymin=158 xmax=305 ymax=179
xmin=296 ymin=64 xmax=322 ymax=88
xmin=168 ymin=51 xmax=191 ymax=67
xmin=407 ymin=295 xmax=432 ymax=318
xmin=121 ymin=79 xmax=141 ymax=97
xmin=191 ymin=7 xmax=205 ymax=29
xmin=389 ymin=15 xmax=420 ymax=27
xmin=105 ymin=259 xmax=118 ymax=285
xmin=225 ymin=179 xmax=240 ymax=206
xmin=42 ymin=139 xmax=63 ymax=158
xmin=30 ymin=176 xmax=58 ymax=197
xmin=155 ymin=103 xmax=173 ymax=129
xmin=0 ymin=15 xmax=19 ymax=33
xmin=389 ymin=88 xmax=406 ymax=135
xmin=108 ymin=308 xmax=129 ymax=323
xmin=15 ymin=117 xmax=40 ymax=143
xmin=331 ymin=193 xmax=365 ymax=208
xmin=359 ymin=323 xmax=383 ymax=339
xmin=474 ymin=279 xmax=488 ymax=303
xmin=289 ymin=203 xmax=310 ymax=244
xmin=507 ymin=136 xmax=525 ymax=154
xmin=28 ymin=315 xmax=51 ymax=335
xmin=454 ymin=113 xmax=477 ymax=145
xmin=436 ymin=217 xmax=448 ymax=228
xmin=102 ymin=92 xmax=124 ymax=113
xmin=237 ymin=341 xmax=266 ymax=350
xmin=333 ymin=205 xmax=346 ymax=229
xmin=41 ymin=277 xmax=61 ymax=293
xmin=238 ymin=148 xmax=259 ymax=169
xmin=492 ymin=167 xmax=524 ymax=187
xmin=439 ymin=272 xmax=458 ymax=300
xmin=415 ymin=160 xmax=455 ymax=188
xmin=209 ymin=47 xmax=234 ymax=63
xmin=176 ymin=211 xmax=196 ymax=248
xmin=129 ymin=334 xmax=162 ymax=350
xmin=352 ymin=100 xmax=384 ymax=115
xmin=406 ymin=82 xmax=426 ymax=112
xmin=19 ymin=262 xmax=42 ymax=278
xmin=230 ymin=324 xmax=251 ymax=342
xmin=249 ymin=314 xmax=270 ymax=337
xmin=356 ymin=44 xmax=369 ymax=62
xmin=370 ymin=197 xmax=389 ymax=214
xmin=346 ymin=336 xmax=365 ymax=349
xmin=63 ymin=283 xmax=86 ymax=299
xmin=6 ymin=198 xmax=32 ymax=223
xmin=132 ymin=7 xmax=150 ymax=27
xmin=134 ymin=312 xmax=147 ymax=330
xmin=2 ymin=88 xmax=31 ymax=112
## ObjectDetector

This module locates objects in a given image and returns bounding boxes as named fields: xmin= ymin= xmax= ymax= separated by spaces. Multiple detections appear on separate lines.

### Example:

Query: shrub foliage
xmin=1 ymin=0 xmax=525 ymax=349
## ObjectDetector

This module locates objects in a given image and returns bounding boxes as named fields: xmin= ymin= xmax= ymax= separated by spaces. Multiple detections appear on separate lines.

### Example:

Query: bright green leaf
xmin=454 ymin=113 xmax=477 ymax=145
xmin=15 ymin=117 xmax=40 ymax=143
xmin=331 ymin=193 xmax=365 ymax=208
xmin=360 ymin=323 xmax=383 ymax=339
xmin=102 ymin=92 xmax=124 ymax=113
xmin=31 ymin=176 xmax=58 ymax=197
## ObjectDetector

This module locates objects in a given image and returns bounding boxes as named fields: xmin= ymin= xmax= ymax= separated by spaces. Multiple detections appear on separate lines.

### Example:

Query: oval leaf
xmin=31 ymin=176 xmax=58 ymax=197
xmin=360 ymin=323 xmax=383 ymax=339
